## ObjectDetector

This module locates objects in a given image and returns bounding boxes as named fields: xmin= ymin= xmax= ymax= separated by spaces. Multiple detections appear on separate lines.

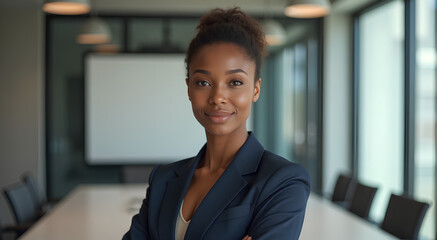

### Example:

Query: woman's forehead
xmin=189 ymin=43 xmax=256 ymax=75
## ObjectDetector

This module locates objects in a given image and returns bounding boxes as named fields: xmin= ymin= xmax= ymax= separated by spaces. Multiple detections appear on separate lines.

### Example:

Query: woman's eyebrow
xmin=192 ymin=69 xmax=211 ymax=75
xmin=191 ymin=69 xmax=247 ymax=76
xmin=226 ymin=69 xmax=247 ymax=75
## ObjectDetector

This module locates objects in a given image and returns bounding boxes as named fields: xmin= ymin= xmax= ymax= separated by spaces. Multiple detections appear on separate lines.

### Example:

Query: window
xmin=356 ymin=0 xmax=405 ymax=221
xmin=415 ymin=0 xmax=436 ymax=238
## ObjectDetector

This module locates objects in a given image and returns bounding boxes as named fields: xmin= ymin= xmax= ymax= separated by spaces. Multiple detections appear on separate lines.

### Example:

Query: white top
xmin=175 ymin=200 xmax=190 ymax=240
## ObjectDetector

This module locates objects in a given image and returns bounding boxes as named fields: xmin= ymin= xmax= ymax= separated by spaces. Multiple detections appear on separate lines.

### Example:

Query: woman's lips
xmin=205 ymin=111 xmax=234 ymax=123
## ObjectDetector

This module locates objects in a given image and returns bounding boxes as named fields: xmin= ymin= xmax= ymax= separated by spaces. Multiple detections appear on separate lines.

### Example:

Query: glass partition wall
xmin=254 ymin=20 xmax=323 ymax=193
xmin=46 ymin=14 xmax=323 ymax=197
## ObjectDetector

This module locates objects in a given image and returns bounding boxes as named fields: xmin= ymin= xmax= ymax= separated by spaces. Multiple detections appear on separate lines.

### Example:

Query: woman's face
xmin=186 ymin=43 xmax=261 ymax=137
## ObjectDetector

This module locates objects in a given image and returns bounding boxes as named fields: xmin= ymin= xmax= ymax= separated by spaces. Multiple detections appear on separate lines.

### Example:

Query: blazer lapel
xmin=184 ymin=166 xmax=247 ymax=239
xmin=184 ymin=132 xmax=264 ymax=239
xmin=158 ymin=145 xmax=206 ymax=240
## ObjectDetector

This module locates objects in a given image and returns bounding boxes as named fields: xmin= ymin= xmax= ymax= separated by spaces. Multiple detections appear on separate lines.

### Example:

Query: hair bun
xmin=197 ymin=8 xmax=267 ymax=54
xmin=186 ymin=7 xmax=267 ymax=80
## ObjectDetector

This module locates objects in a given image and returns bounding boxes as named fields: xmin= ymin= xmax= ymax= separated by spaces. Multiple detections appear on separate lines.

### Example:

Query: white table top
xmin=300 ymin=194 xmax=396 ymax=240
xmin=20 ymin=184 xmax=397 ymax=240
xmin=19 ymin=184 xmax=146 ymax=240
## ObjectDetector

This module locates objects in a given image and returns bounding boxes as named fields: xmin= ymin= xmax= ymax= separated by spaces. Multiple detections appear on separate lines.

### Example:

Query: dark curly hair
xmin=185 ymin=7 xmax=267 ymax=81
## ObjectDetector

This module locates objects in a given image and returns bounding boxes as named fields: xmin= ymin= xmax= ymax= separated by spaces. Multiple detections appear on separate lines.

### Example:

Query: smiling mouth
xmin=205 ymin=111 xmax=234 ymax=123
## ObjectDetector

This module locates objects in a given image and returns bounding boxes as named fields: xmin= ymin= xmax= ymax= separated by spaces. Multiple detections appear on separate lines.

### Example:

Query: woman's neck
xmin=201 ymin=128 xmax=248 ymax=172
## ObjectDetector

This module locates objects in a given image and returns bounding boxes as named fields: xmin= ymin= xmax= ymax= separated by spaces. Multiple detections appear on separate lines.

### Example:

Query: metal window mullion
xmin=352 ymin=14 xmax=360 ymax=179
xmin=404 ymin=0 xmax=416 ymax=195
xmin=433 ymin=1 xmax=437 ymax=239
xmin=317 ymin=18 xmax=324 ymax=195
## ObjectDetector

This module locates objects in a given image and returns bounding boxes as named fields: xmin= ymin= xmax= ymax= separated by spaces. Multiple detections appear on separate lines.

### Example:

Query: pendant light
xmin=284 ymin=0 xmax=330 ymax=18
xmin=261 ymin=0 xmax=286 ymax=46
xmin=94 ymin=43 xmax=119 ymax=53
xmin=261 ymin=19 xmax=285 ymax=46
xmin=43 ymin=0 xmax=90 ymax=15
xmin=76 ymin=18 xmax=111 ymax=45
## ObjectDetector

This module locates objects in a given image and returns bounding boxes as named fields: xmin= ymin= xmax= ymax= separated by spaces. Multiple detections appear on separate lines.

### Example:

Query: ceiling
xmin=0 ymin=0 xmax=379 ymax=15
xmin=0 ymin=0 xmax=288 ymax=15
xmin=92 ymin=0 xmax=288 ymax=15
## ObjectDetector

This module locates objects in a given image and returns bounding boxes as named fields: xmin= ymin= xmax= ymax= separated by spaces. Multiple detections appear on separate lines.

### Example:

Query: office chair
xmin=3 ymin=183 xmax=40 ymax=237
xmin=21 ymin=173 xmax=43 ymax=208
xmin=381 ymin=193 xmax=430 ymax=240
xmin=0 ymin=217 xmax=30 ymax=240
xmin=121 ymin=165 xmax=154 ymax=183
xmin=348 ymin=181 xmax=377 ymax=219
xmin=22 ymin=172 xmax=58 ymax=214
xmin=331 ymin=174 xmax=355 ymax=208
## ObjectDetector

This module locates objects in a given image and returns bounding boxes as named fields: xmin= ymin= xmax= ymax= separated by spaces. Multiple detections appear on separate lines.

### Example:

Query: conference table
xmin=301 ymin=193 xmax=397 ymax=240
xmin=19 ymin=184 xmax=397 ymax=240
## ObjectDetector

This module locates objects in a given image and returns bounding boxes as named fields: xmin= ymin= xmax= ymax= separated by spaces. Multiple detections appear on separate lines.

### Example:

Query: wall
xmin=322 ymin=12 xmax=353 ymax=194
xmin=0 ymin=7 xmax=44 ymax=225
xmin=321 ymin=0 xmax=380 ymax=195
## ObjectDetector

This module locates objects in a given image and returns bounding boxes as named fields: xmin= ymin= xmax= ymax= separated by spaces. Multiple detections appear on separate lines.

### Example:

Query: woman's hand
xmin=242 ymin=235 xmax=252 ymax=240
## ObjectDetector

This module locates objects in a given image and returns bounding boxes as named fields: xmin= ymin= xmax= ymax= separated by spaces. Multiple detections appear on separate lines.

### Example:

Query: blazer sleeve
xmin=122 ymin=165 xmax=161 ymax=240
xmin=247 ymin=164 xmax=310 ymax=240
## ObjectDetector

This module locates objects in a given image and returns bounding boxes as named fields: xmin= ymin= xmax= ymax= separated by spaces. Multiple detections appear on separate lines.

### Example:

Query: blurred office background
xmin=0 ymin=0 xmax=436 ymax=239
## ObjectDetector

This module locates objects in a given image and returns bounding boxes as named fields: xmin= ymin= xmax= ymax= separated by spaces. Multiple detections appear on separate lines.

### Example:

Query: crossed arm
xmin=245 ymin=164 xmax=311 ymax=240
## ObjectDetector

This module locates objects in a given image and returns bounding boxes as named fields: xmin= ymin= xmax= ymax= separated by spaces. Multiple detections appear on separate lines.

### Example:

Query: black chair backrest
xmin=3 ymin=183 xmax=38 ymax=224
xmin=381 ymin=194 xmax=430 ymax=240
xmin=22 ymin=173 xmax=43 ymax=207
xmin=121 ymin=166 xmax=154 ymax=184
xmin=332 ymin=174 xmax=354 ymax=202
xmin=348 ymin=182 xmax=377 ymax=219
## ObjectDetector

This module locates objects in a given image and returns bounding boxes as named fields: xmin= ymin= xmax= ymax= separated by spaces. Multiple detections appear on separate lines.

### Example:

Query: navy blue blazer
xmin=123 ymin=133 xmax=310 ymax=240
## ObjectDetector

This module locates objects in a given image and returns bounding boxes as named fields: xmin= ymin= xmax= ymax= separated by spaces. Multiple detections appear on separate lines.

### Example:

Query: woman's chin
xmin=204 ymin=127 xmax=232 ymax=137
xmin=203 ymin=124 xmax=247 ymax=138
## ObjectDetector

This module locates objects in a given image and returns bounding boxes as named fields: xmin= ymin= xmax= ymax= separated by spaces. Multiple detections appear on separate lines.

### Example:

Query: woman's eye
xmin=195 ymin=81 xmax=210 ymax=86
xmin=230 ymin=80 xmax=243 ymax=86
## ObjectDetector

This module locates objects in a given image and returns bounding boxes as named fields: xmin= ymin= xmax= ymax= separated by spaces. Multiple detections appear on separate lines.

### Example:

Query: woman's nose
xmin=209 ymin=85 xmax=227 ymax=105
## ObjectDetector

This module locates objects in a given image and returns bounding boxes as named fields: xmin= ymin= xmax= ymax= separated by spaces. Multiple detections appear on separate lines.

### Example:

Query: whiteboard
xmin=85 ymin=53 xmax=206 ymax=165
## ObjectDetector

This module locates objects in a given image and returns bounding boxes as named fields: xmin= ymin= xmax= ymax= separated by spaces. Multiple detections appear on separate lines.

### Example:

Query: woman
xmin=123 ymin=7 xmax=310 ymax=240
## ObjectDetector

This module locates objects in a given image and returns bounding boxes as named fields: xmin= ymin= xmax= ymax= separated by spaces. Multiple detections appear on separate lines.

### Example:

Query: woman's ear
xmin=252 ymin=79 xmax=261 ymax=102
xmin=186 ymin=78 xmax=191 ymax=101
